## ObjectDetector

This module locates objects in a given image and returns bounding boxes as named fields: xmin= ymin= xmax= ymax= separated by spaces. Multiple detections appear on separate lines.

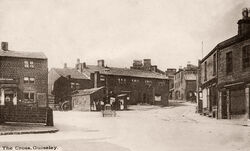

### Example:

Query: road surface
xmin=0 ymin=101 xmax=249 ymax=151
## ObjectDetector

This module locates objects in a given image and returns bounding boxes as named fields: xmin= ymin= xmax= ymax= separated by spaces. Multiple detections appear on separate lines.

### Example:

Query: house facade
xmin=0 ymin=42 xmax=53 ymax=126
xmin=173 ymin=64 xmax=197 ymax=101
xmin=199 ymin=48 xmax=218 ymax=117
xmin=198 ymin=8 xmax=250 ymax=120
xmin=166 ymin=68 xmax=177 ymax=99
xmin=0 ymin=42 xmax=48 ymax=107
xmin=48 ymin=64 xmax=92 ymax=109
xmin=77 ymin=59 xmax=169 ymax=106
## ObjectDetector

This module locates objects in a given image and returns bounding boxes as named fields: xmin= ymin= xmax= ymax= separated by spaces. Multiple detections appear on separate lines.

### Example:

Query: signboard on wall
xmin=155 ymin=95 xmax=161 ymax=101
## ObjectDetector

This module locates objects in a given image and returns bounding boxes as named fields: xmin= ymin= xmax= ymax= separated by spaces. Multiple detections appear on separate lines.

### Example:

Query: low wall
xmin=0 ymin=105 xmax=53 ymax=126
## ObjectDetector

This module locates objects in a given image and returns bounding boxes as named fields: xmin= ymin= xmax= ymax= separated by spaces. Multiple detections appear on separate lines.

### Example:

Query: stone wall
xmin=0 ymin=105 xmax=53 ymax=126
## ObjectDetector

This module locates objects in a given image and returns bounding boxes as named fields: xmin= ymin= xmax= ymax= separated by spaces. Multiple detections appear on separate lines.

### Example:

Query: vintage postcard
xmin=0 ymin=0 xmax=250 ymax=151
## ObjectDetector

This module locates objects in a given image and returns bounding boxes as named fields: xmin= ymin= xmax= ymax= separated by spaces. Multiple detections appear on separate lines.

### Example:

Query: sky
xmin=0 ymin=0 xmax=249 ymax=70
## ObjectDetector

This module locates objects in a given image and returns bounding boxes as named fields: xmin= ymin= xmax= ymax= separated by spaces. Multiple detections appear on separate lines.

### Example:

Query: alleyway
xmin=0 ymin=101 xmax=250 ymax=151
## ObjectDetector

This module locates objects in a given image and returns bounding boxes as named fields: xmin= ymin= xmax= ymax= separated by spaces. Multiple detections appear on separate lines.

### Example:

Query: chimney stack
xmin=143 ymin=59 xmax=151 ymax=67
xmin=151 ymin=65 xmax=157 ymax=72
xmin=1 ymin=42 xmax=8 ymax=51
xmin=238 ymin=8 xmax=250 ymax=35
xmin=97 ymin=60 xmax=105 ymax=67
xmin=64 ymin=63 xmax=67 ymax=68
xmin=94 ymin=71 xmax=100 ymax=88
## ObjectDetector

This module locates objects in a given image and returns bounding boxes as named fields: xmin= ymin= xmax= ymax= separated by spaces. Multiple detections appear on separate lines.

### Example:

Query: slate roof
xmin=82 ymin=65 xmax=168 ymax=80
xmin=72 ymin=87 xmax=104 ymax=96
xmin=201 ymin=32 xmax=250 ymax=63
xmin=0 ymin=50 xmax=47 ymax=59
xmin=52 ymin=68 xmax=89 ymax=79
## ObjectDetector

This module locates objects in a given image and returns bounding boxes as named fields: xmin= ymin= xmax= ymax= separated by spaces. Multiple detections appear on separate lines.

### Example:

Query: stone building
xmin=0 ymin=42 xmax=48 ymax=107
xmin=198 ymin=8 xmax=250 ymax=120
xmin=71 ymin=87 xmax=105 ymax=111
xmin=48 ymin=63 xmax=92 ymax=109
xmin=198 ymin=48 xmax=218 ymax=117
xmin=0 ymin=42 xmax=53 ymax=126
xmin=77 ymin=59 xmax=169 ymax=106
xmin=173 ymin=63 xmax=197 ymax=101
xmin=166 ymin=68 xmax=177 ymax=99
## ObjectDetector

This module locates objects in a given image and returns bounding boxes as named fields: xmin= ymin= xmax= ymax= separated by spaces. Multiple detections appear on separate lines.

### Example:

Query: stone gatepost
xmin=218 ymin=91 xmax=222 ymax=119
xmin=244 ymin=86 xmax=250 ymax=126
xmin=226 ymin=89 xmax=231 ymax=119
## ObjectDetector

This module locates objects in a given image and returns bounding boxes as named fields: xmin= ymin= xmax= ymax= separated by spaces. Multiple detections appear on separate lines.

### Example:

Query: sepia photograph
xmin=0 ymin=0 xmax=250 ymax=151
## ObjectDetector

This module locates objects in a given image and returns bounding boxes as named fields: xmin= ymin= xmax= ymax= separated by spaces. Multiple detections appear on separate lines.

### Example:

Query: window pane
xmin=30 ymin=93 xmax=34 ymax=100
xmin=24 ymin=61 xmax=29 ymax=68
xmin=24 ymin=77 xmax=29 ymax=83
xmin=29 ymin=77 xmax=35 ymax=83
xmin=24 ymin=93 xmax=29 ymax=99
xmin=29 ymin=61 xmax=34 ymax=68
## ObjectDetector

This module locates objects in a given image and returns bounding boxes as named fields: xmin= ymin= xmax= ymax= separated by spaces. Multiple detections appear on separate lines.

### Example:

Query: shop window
xmin=24 ymin=92 xmax=35 ymax=102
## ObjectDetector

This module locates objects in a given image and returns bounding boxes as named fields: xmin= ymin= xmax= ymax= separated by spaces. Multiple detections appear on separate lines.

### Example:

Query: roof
xmin=0 ymin=50 xmax=47 ymax=59
xmin=52 ymin=68 xmax=89 ymax=79
xmin=72 ymin=87 xmax=104 ymax=96
xmin=184 ymin=74 xmax=197 ymax=81
xmin=201 ymin=32 xmax=250 ymax=63
xmin=82 ymin=65 xmax=168 ymax=80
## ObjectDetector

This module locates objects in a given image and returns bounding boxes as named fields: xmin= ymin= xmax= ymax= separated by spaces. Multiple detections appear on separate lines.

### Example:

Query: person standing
xmin=100 ymin=100 xmax=104 ymax=111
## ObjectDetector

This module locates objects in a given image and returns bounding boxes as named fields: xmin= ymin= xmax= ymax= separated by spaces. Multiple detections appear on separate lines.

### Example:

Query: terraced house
xmin=198 ymin=8 xmax=250 ymax=120
xmin=77 ymin=59 xmax=169 ymax=106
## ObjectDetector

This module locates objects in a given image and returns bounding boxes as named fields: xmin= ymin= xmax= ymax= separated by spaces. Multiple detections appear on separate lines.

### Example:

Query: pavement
xmin=0 ymin=122 xmax=58 ymax=135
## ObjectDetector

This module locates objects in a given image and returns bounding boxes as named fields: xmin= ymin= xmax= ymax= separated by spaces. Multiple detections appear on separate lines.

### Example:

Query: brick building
xmin=0 ymin=42 xmax=53 ymax=126
xmin=0 ymin=42 xmax=48 ymax=107
xmin=198 ymin=8 xmax=250 ymax=120
xmin=76 ymin=59 xmax=169 ymax=106
xmin=173 ymin=63 xmax=197 ymax=101
xmin=166 ymin=68 xmax=177 ymax=99
xmin=48 ymin=62 xmax=92 ymax=109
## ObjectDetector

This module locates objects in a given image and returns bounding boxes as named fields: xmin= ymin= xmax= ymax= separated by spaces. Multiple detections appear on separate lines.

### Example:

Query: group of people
xmin=91 ymin=99 xmax=126 ymax=111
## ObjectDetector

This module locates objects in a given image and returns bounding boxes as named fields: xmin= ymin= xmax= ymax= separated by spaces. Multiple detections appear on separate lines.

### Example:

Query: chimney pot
xmin=238 ymin=8 xmax=250 ymax=35
xmin=97 ymin=60 xmax=105 ymax=67
xmin=64 ymin=63 xmax=67 ymax=68
xmin=1 ymin=42 xmax=8 ymax=51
